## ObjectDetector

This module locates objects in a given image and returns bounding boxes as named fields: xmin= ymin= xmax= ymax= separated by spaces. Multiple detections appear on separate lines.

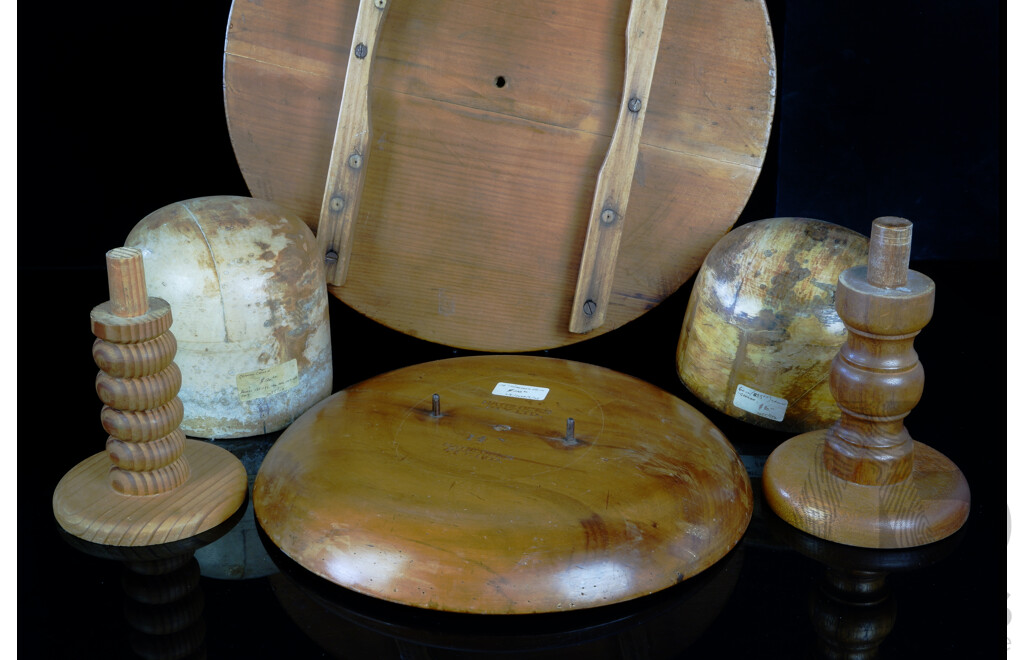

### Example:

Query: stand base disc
xmin=254 ymin=355 xmax=752 ymax=614
xmin=762 ymin=430 xmax=969 ymax=548
xmin=53 ymin=439 xmax=248 ymax=547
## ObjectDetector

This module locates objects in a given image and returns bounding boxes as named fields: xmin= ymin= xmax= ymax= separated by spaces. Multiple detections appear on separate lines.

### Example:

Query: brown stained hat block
xmin=224 ymin=0 xmax=777 ymax=351
xmin=677 ymin=218 xmax=870 ymax=434
xmin=253 ymin=355 xmax=752 ymax=614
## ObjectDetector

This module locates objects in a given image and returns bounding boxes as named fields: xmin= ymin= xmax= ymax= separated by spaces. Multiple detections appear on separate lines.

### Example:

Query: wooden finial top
xmin=106 ymin=247 xmax=149 ymax=318
xmin=867 ymin=217 xmax=913 ymax=288
xmin=92 ymin=247 xmax=171 ymax=343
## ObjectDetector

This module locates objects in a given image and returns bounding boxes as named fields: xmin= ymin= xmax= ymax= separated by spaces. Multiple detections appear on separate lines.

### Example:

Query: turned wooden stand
xmin=52 ymin=247 xmax=247 ymax=546
xmin=762 ymin=217 xmax=970 ymax=548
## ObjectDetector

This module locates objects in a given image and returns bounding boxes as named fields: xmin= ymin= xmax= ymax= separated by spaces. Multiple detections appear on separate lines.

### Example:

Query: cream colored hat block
xmin=126 ymin=196 xmax=333 ymax=439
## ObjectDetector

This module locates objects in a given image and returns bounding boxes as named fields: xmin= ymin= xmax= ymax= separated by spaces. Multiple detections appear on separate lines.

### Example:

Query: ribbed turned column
xmin=90 ymin=247 xmax=189 ymax=495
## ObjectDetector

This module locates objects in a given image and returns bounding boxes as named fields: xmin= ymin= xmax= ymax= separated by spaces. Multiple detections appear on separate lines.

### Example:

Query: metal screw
xmin=566 ymin=418 xmax=576 ymax=443
xmin=600 ymin=208 xmax=617 ymax=224
xmin=355 ymin=43 xmax=368 ymax=59
xmin=628 ymin=97 xmax=642 ymax=112
xmin=374 ymin=0 xmax=386 ymax=8
xmin=348 ymin=153 xmax=363 ymax=169
xmin=431 ymin=393 xmax=441 ymax=417
xmin=325 ymin=249 xmax=339 ymax=265
xmin=582 ymin=300 xmax=597 ymax=316
xmin=329 ymin=195 xmax=345 ymax=212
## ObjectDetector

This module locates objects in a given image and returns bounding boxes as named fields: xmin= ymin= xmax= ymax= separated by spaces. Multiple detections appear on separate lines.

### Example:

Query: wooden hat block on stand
xmin=762 ymin=217 xmax=969 ymax=548
xmin=52 ymin=247 xmax=248 ymax=546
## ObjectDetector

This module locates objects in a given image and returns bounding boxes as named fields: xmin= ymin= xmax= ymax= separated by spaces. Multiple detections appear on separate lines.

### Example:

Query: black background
xmin=20 ymin=1 xmax=1004 ymax=658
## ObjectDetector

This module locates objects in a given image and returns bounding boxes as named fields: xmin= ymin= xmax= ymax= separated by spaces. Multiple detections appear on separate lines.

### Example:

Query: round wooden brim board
xmin=253 ymin=355 xmax=752 ymax=614
xmin=224 ymin=0 xmax=776 ymax=352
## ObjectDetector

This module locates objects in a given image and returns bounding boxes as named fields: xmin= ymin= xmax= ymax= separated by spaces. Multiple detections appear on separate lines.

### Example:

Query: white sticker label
xmin=492 ymin=382 xmax=549 ymax=401
xmin=236 ymin=359 xmax=300 ymax=402
xmin=732 ymin=384 xmax=788 ymax=422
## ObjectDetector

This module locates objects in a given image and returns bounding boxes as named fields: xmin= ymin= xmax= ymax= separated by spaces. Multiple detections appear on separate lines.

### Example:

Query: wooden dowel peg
xmin=106 ymin=246 xmax=150 ymax=317
xmin=867 ymin=216 xmax=913 ymax=288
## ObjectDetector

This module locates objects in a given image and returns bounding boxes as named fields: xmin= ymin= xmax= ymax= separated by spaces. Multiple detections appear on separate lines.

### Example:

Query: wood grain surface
xmin=91 ymin=298 xmax=172 ymax=344
xmin=52 ymin=439 xmax=248 ymax=546
xmin=105 ymin=247 xmax=150 ymax=318
xmin=762 ymin=432 xmax=969 ymax=548
xmin=100 ymin=398 xmax=185 ymax=444
xmin=224 ymin=0 xmax=776 ymax=350
xmin=92 ymin=333 xmax=178 ymax=379
xmin=107 ymin=429 xmax=188 ymax=472
xmin=253 ymin=355 xmax=752 ymax=613
xmin=95 ymin=362 xmax=182 ymax=411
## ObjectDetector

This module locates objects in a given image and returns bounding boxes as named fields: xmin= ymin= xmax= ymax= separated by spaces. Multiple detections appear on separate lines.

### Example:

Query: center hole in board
xmin=494 ymin=76 xmax=507 ymax=88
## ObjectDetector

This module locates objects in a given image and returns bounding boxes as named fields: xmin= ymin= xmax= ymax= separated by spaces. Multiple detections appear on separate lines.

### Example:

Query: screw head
xmin=348 ymin=153 xmax=363 ymax=169
xmin=582 ymin=300 xmax=597 ymax=316
xmin=325 ymin=249 xmax=339 ymax=265
xmin=600 ymin=208 xmax=617 ymax=224
xmin=355 ymin=43 xmax=368 ymax=59
xmin=628 ymin=97 xmax=642 ymax=112
xmin=329 ymin=195 xmax=345 ymax=212
xmin=373 ymin=0 xmax=386 ymax=7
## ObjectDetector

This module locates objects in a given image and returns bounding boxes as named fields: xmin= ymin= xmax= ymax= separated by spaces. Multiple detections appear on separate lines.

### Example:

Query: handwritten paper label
xmin=733 ymin=384 xmax=788 ymax=422
xmin=236 ymin=359 xmax=300 ymax=402
xmin=492 ymin=382 xmax=549 ymax=401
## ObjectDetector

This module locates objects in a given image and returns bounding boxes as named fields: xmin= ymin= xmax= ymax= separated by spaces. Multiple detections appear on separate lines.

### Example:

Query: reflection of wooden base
xmin=53 ymin=439 xmax=247 ymax=546
xmin=762 ymin=430 xmax=969 ymax=548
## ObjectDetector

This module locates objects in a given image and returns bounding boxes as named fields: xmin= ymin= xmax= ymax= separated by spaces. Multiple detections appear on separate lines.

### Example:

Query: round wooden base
xmin=53 ymin=439 xmax=248 ymax=547
xmin=224 ymin=0 xmax=776 ymax=352
xmin=255 ymin=355 xmax=752 ymax=614
xmin=762 ymin=430 xmax=970 ymax=548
